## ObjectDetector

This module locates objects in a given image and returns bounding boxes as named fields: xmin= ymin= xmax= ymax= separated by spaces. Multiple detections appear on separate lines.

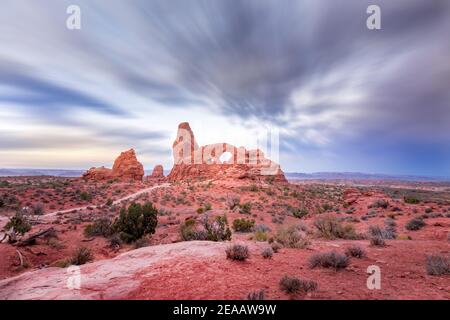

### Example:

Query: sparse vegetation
xmin=226 ymin=244 xmax=249 ymax=261
xmin=261 ymin=247 xmax=273 ymax=259
xmin=345 ymin=245 xmax=366 ymax=258
xmin=279 ymin=275 xmax=318 ymax=295
xmin=426 ymin=255 xmax=450 ymax=275
xmin=275 ymin=224 xmax=310 ymax=249
xmin=84 ymin=218 xmax=113 ymax=237
xmin=405 ymin=218 xmax=425 ymax=231
xmin=5 ymin=212 xmax=31 ymax=235
xmin=309 ymin=251 xmax=349 ymax=270
xmin=314 ymin=215 xmax=360 ymax=240
xmin=370 ymin=236 xmax=386 ymax=247
xmin=232 ymin=218 xmax=255 ymax=232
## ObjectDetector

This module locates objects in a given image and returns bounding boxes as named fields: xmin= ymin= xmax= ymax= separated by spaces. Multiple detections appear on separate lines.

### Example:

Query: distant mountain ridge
xmin=1 ymin=168 xmax=449 ymax=182
xmin=285 ymin=172 xmax=450 ymax=182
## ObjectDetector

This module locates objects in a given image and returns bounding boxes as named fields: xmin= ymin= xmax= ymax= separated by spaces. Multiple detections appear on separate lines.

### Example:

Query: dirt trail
xmin=0 ymin=183 xmax=170 ymax=227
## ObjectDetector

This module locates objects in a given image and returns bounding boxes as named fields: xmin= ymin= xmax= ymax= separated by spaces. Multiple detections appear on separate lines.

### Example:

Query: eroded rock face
xmin=168 ymin=122 xmax=287 ymax=183
xmin=82 ymin=166 xmax=112 ymax=181
xmin=150 ymin=165 xmax=165 ymax=179
xmin=112 ymin=149 xmax=144 ymax=181
xmin=82 ymin=149 xmax=144 ymax=182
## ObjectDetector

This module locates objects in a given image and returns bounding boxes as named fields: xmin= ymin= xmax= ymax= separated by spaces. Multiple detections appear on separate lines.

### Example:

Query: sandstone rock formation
xmin=150 ymin=165 xmax=165 ymax=179
xmin=82 ymin=149 xmax=144 ymax=182
xmin=168 ymin=122 xmax=287 ymax=183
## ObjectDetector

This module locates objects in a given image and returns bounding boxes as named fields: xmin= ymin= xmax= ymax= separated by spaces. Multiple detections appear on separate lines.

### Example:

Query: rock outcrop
xmin=168 ymin=122 xmax=287 ymax=183
xmin=150 ymin=165 xmax=165 ymax=179
xmin=82 ymin=149 xmax=144 ymax=182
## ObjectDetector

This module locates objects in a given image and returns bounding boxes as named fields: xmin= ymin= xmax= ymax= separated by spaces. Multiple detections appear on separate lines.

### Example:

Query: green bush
xmin=5 ymin=212 xmax=31 ymax=235
xmin=314 ymin=215 xmax=360 ymax=240
xmin=58 ymin=247 xmax=93 ymax=267
xmin=292 ymin=207 xmax=308 ymax=219
xmin=181 ymin=215 xmax=231 ymax=242
xmin=239 ymin=202 xmax=252 ymax=214
xmin=404 ymin=196 xmax=420 ymax=204
xmin=80 ymin=191 xmax=92 ymax=201
xmin=113 ymin=202 xmax=158 ymax=243
xmin=84 ymin=218 xmax=113 ymax=237
xmin=405 ymin=218 xmax=425 ymax=231
xmin=232 ymin=218 xmax=255 ymax=232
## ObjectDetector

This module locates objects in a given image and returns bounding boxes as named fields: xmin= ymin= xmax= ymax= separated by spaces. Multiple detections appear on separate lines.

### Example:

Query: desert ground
xmin=0 ymin=175 xmax=449 ymax=300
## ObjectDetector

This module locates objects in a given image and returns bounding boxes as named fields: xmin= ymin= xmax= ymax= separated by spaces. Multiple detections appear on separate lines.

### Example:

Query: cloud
xmin=0 ymin=0 xmax=449 ymax=175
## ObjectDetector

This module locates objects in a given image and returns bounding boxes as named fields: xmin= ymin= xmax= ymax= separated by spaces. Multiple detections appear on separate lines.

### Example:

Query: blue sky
xmin=0 ymin=0 xmax=449 ymax=176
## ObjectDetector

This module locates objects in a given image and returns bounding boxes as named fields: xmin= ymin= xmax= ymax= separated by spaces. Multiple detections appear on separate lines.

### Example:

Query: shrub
xmin=370 ymin=236 xmax=386 ymax=247
xmin=226 ymin=195 xmax=240 ymax=210
xmin=70 ymin=247 xmax=93 ymax=266
xmin=134 ymin=237 xmax=149 ymax=249
xmin=261 ymin=247 xmax=273 ymax=259
xmin=108 ymin=233 xmax=123 ymax=248
xmin=80 ymin=191 xmax=92 ymax=201
xmin=424 ymin=207 xmax=433 ymax=213
xmin=279 ymin=275 xmax=318 ymax=294
xmin=105 ymin=198 xmax=113 ymax=206
xmin=247 ymin=289 xmax=265 ymax=300
xmin=271 ymin=242 xmax=282 ymax=253
xmin=345 ymin=245 xmax=366 ymax=258
xmin=405 ymin=218 xmax=425 ymax=231
xmin=404 ymin=196 xmax=420 ymax=204
xmin=239 ymin=202 xmax=252 ymax=214
xmin=5 ymin=212 xmax=31 ymax=235
xmin=368 ymin=225 xmax=396 ymax=240
xmin=232 ymin=218 xmax=255 ymax=232
xmin=181 ymin=215 xmax=232 ymax=242
xmin=426 ymin=255 xmax=450 ymax=276
xmin=292 ymin=207 xmax=308 ymax=219
xmin=309 ymin=251 xmax=349 ymax=270
xmin=204 ymin=202 xmax=212 ymax=211
xmin=32 ymin=203 xmax=45 ymax=215
xmin=275 ymin=225 xmax=310 ymax=249
xmin=314 ymin=215 xmax=359 ymax=240
xmin=252 ymin=230 xmax=267 ymax=242
xmin=84 ymin=218 xmax=113 ymax=237
xmin=196 ymin=207 xmax=204 ymax=214
xmin=226 ymin=244 xmax=249 ymax=261
xmin=113 ymin=202 xmax=158 ymax=243
xmin=370 ymin=199 xmax=389 ymax=209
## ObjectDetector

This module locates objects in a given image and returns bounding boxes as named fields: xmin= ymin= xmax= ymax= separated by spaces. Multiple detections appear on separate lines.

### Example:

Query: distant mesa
xmin=168 ymin=122 xmax=287 ymax=183
xmin=83 ymin=149 xmax=144 ymax=182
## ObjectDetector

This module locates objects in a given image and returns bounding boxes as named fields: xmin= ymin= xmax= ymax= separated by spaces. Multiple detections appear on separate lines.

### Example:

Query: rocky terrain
xmin=0 ymin=123 xmax=448 ymax=300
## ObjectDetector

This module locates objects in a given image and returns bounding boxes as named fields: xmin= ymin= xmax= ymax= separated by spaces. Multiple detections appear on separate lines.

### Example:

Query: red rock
xmin=82 ymin=149 xmax=144 ymax=182
xmin=111 ymin=149 xmax=144 ymax=181
xmin=168 ymin=122 xmax=287 ymax=183
xmin=82 ymin=166 xmax=112 ymax=181
xmin=150 ymin=165 xmax=164 ymax=179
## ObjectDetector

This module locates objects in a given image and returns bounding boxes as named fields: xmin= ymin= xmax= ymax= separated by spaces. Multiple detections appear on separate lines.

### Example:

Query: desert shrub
xmin=226 ymin=244 xmax=249 ymax=261
xmin=370 ymin=236 xmax=386 ymax=247
xmin=370 ymin=199 xmax=389 ymax=209
xmin=226 ymin=194 xmax=240 ymax=210
xmin=404 ymin=196 xmax=420 ymax=204
xmin=424 ymin=207 xmax=433 ymax=213
xmin=31 ymin=203 xmax=44 ymax=215
xmin=345 ymin=245 xmax=366 ymax=258
xmin=271 ymin=242 xmax=282 ymax=253
xmin=70 ymin=247 xmax=93 ymax=266
xmin=279 ymin=275 xmax=318 ymax=294
xmin=204 ymin=202 xmax=212 ymax=211
xmin=292 ymin=207 xmax=308 ymax=219
xmin=405 ymin=218 xmax=425 ymax=231
xmin=426 ymin=255 xmax=450 ymax=276
xmin=314 ymin=215 xmax=359 ymax=240
xmin=108 ymin=233 xmax=123 ymax=248
xmin=254 ymin=224 xmax=271 ymax=233
xmin=113 ymin=202 xmax=158 ymax=243
xmin=254 ymin=230 xmax=268 ymax=242
xmin=261 ymin=247 xmax=273 ymax=259
xmin=247 ymin=289 xmax=265 ymax=300
xmin=275 ymin=225 xmax=310 ymax=249
xmin=80 ymin=191 xmax=92 ymax=201
xmin=232 ymin=218 xmax=255 ymax=232
xmin=196 ymin=207 xmax=204 ymax=214
xmin=239 ymin=202 xmax=252 ymax=214
xmin=181 ymin=215 xmax=232 ymax=242
xmin=309 ymin=251 xmax=349 ymax=270
xmin=105 ymin=198 xmax=113 ymax=206
xmin=5 ymin=212 xmax=31 ymax=235
xmin=84 ymin=218 xmax=113 ymax=237
xmin=368 ymin=225 xmax=396 ymax=240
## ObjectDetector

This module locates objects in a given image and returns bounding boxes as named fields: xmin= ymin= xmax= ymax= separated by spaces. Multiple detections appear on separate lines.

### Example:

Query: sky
xmin=0 ymin=0 xmax=449 ymax=176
